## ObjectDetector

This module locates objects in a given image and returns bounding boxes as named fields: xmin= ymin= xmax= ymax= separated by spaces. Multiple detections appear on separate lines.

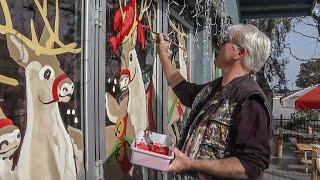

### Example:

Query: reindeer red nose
xmin=0 ymin=119 xmax=13 ymax=129
xmin=52 ymin=74 xmax=68 ymax=101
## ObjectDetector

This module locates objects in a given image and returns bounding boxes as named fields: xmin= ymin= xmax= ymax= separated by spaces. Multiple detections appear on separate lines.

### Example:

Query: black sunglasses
xmin=218 ymin=36 xmax=244 ymax=50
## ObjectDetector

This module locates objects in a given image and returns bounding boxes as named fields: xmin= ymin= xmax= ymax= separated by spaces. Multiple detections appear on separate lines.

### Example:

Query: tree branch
xmin=300 ymin=19 xmax=317 ymax=28
xmin=284 ymin=45 xmax=320 ymax=62
xmin=292 ymin=29 xmax=320 ymax=40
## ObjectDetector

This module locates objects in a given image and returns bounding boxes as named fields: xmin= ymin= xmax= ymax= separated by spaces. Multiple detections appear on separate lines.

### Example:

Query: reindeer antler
xmin=109 ymin=0 xmax=152 ymax=53
xmin=0 ymin=0 xmax=81 ymax=56
xmin=169 ymin=19 xmax=187 ymax=38
xmin=119 ymin=0 xmax=126 ymax=22
xmin=0 ymin=75 xmax=19 ymax=86
xmin=146 ymin=6 xmax=156 ymax=40
xmin=122 ymin=0 xmax=150 ymax=43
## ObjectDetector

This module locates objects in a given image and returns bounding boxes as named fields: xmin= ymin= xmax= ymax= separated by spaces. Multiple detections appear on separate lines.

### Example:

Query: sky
xmin=281 ymin=17 xmax=320 ymax=90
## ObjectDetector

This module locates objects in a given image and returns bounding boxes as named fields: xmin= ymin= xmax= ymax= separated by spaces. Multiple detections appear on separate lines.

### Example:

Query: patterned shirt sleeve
xmin=231 ymin=95 xmax=271 ymax=178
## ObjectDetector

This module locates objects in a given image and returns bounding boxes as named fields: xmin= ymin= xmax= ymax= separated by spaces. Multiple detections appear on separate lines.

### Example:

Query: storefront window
xmin=167 ymin=16 xmax=190 ymax=143
xmin=0 ymin=0 xmax=84 ymax=179
xmin=105 ymin=0 xmax=158 ymax=178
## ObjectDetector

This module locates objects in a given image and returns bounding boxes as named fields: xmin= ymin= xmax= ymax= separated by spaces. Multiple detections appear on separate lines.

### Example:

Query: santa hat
xmin=0 ymin=118 xmax=13 ymax=129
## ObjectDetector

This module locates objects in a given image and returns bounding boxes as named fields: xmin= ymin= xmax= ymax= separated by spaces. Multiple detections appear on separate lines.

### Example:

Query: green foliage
xmin=248 ymin=18 xmax=292 ymax=90
xmin=296 ymin=60 xmax=320 ymax=88
xmin=285 ymin=110 xmax=320 ymax=132
xmin=291 ymin=17 xmax=320 ymax=88
xmin=291 ymin=110 xmax=319 ymax=121
xmin=244 ymin=18 xmax=293 ymax=108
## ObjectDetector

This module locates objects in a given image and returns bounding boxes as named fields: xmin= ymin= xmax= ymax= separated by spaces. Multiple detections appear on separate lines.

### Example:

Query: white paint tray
xmin=130 ymin=131 xmax=174 ymax=171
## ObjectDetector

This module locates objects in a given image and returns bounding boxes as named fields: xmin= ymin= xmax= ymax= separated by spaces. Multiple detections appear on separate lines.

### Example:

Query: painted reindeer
xmin=167 ymin=21 xmax=189 ymax=143
xmin=105 ymin=0 xmax=151 ymax=177
xmin=0 ymin=76 xmax=21 ymax=180
xmin=0 ymin=0 xmax=80 ymax=179
xmin=0 ymin=107 xmax=21 ymax=180
xmin=0 ymin=104 xmax=20 ymax=161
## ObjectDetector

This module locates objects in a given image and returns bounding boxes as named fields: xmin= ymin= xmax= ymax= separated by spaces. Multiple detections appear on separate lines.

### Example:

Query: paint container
xmin=130 ymin=130 xmax=174 ymax=171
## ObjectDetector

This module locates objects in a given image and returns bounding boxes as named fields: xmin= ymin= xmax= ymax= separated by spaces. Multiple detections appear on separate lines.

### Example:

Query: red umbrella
xmin=281 ymin=84 xmax=320 ymax=109
xmin=295 ymin=85 xmax=320 ymax=109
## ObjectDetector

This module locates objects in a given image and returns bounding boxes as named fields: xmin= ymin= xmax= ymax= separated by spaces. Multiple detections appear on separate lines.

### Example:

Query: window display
xmin=167 ymin=16 xmax=190 ymax=144
xmin=105 ymin=0 xmax=157 ymax=179
xmin=0 ymin=0 xmax=83 ymax=179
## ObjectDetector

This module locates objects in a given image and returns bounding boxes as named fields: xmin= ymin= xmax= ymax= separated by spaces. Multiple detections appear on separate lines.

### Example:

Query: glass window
xmin=167 ymin=16 xmax=191 ymax=144
xmin=105 ymin=0 xmax=158 ymax=179
xmin=0 ymin=0 xmax=84 ymax=178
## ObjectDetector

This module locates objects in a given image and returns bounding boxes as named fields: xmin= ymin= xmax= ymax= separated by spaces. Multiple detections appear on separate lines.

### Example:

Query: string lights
xmin=165 ymin=0 xmax=231 ymax=50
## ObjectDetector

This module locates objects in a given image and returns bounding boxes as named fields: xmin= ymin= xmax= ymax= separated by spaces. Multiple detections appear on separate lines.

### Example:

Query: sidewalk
xmin=263 ymin=142 xmax=318 ymax=180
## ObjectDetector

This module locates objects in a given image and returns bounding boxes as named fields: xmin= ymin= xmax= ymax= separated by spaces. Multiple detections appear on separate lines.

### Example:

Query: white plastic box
xmin=130 ymin=130 xmax=174 ymax=171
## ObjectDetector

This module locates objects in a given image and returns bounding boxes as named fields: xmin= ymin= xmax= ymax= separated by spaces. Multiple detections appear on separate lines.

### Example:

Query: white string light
xmin=165 ymin=0 xmax=231 ymax=59
xmin=179 ymin=0 xmax=186 ymax=15
xmin=193 ymin=0 xmax=231 ymax=45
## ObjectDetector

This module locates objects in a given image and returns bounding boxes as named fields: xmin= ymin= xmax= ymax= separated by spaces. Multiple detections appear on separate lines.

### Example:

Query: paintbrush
xmin=143 ymin=25 xmax=187 ymax=51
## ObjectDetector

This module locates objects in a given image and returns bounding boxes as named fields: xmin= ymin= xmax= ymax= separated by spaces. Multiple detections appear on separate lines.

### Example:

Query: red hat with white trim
xmin=0 ymin=118 xmax=13 ymax=129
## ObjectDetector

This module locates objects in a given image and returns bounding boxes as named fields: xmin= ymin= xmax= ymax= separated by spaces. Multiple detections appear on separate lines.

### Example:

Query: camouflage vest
xmin=175 ymin=75 xmax=273 ymax=179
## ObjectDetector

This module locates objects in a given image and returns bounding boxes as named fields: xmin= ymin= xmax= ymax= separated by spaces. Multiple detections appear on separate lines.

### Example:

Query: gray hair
xmin=226 ymin=24 xmax=271 ymax=73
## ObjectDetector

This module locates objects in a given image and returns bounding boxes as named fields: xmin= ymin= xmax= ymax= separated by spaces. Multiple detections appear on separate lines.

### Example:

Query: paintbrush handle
xmin=149 ymin=30 xmax=187 ymax=51
xmin=166 ymin=39 xmax=187 ymax=52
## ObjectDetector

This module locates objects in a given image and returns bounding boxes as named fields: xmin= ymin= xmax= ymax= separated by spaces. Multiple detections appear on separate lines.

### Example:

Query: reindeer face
xmin=0 ymin=125 xmax=21 ymax=159
xmin=2 ymin=0 xmax=80 ymax=105
xmin=36 ymin=58 xmax=73 ymax=104
xmin=127 ymin=49 xmax=138 ymax=71
xmin=29 ymin=60 xmax=74 ymax=104
xmin=7 ymin=35 xmax=74 ymax=104
xmin=119 ymin=74 xmax=130 ymax=92
xmin=119 ymin=46 xmax=138 ymax=90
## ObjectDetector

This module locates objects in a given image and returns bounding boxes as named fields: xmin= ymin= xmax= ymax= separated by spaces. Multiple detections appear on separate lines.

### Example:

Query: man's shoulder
xmin=237 ymin=75 xmax=261 ymax=89
xmin=231 ymin=76 xmax=262 ymax=95
xmin=229 ymin=75 xmax=271 ymax=114
xmin=204 ymin=77 xmax=222 ymax=93
xmin=209 ymin=77 xmax=223 ymax=86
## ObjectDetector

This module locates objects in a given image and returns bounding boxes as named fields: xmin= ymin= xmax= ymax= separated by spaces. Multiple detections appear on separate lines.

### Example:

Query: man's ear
xmin=234 ymin=47 xmax=248 ymax=61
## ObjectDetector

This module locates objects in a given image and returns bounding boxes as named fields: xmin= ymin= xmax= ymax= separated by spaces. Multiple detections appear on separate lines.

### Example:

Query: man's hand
xmin=164 ymin=147 xmax=249 ymax=179
xmin=156 ymin=33 xmax=170 ymax=61
xmin=165 ymin=147 xmax=192 ymax=172
xmin=155 ymin=33 xmax=179 ymax=85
